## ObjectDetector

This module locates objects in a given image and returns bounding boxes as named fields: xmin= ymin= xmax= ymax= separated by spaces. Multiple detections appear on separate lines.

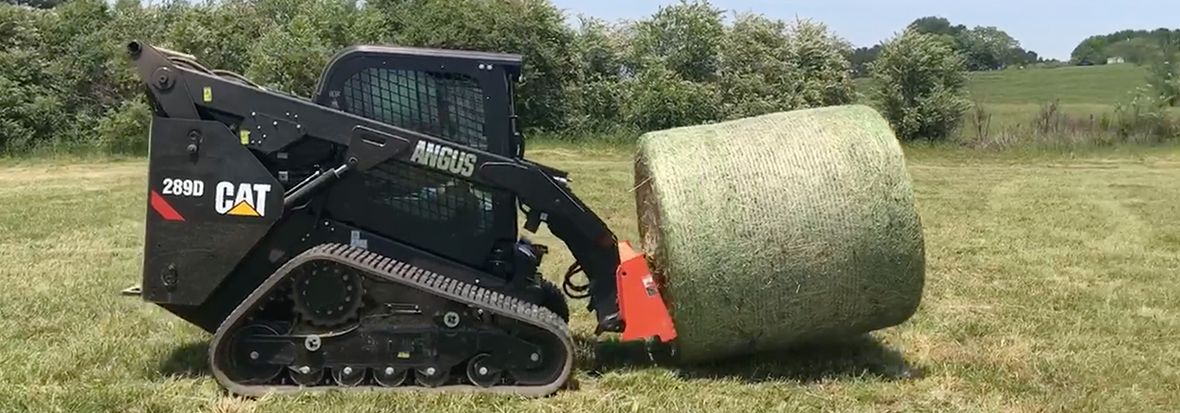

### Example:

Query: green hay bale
xmin=634 ymin=105 xmax=925 ymax=363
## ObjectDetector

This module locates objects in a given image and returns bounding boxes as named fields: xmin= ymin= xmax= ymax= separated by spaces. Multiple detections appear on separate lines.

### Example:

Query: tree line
xmin=0 ymin=0 xmax=866 ymax=153
xmin=32 ymin=0 xmax=1150 ymax=151
xmin=850 ymin=16 xmax=1048 ymax=77
xmin=1072 ymin=28 xmax=1180 ymax=65
xmin=851 ymin=17 xmax=1180 ymax=75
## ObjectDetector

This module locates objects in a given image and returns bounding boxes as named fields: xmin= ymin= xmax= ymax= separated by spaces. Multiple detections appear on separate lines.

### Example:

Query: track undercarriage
xmin=211 ymin=244 xmax=573 ymax=396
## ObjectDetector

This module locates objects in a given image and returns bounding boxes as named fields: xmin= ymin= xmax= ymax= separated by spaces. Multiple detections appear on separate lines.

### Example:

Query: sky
xmin=549 ymin=0 xmax=1178 ymax=61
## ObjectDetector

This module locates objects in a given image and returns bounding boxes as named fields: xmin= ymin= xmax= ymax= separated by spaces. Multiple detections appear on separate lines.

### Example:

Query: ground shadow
xmin=154 ymin=334 xmax=917 ymax=385
xmin=577 ymin=333 xmax=922 ymax=384
xmin=157 ymin=340 xmax=211 ymax=378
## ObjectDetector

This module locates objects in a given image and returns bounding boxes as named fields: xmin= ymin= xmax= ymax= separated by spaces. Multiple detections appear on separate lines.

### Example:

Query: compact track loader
xmin=128 ymin=42 xmax=676 ymax=396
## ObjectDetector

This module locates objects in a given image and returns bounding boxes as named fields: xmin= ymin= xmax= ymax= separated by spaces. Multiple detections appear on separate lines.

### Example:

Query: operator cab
xmin=311 ymin=46 xmax=529 ymax=280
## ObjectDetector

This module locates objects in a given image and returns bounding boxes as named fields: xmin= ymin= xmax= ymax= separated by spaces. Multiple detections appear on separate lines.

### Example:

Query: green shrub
xmin=1147 ymin=50 xmax=1179 ymax=106
xmin=378 ymin=0 xmax=577 ymax=131
xmin=716 ymin=16 xmax=854 ymax=120
xmin=106 ymin=2 xmax=165 ymax=96
xmin=566 ymin=77 xmax=628 ymax=131
xmin=41 ymin=0 xmax=121 ymax=111
xmin=246 ymin=13 xmax=333 ymax=97
xmin=623 ymin=62 xmax=718 ymax=131
xmin=348 ymin=6 xmax=388 ymax=45
xmin=1112 ymin=88 xmax=1178 ymax=142
xmin=160 ymin=1 xmax=267 ymax=74
xmin=871 ymin=29 xmax=970 ymax=140
xmin=717 ymin=14 xmax=794 ymax=119
xmin=565 ymin=17 xmax=628 ymax=130
xmin=95 ymin=100 xmax=151 ymax=154
xmin=786 ymin=19 xmax=855 ymax=107
xmin=0 ymin=3 xmax=66 ymax=152
xmin=628 ymin=0 xmax=724 ymax=83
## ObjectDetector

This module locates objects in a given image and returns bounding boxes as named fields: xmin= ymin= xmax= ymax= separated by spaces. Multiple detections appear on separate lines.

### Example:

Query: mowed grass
xmin=1 ymin=143 xmax=1179 ymax=412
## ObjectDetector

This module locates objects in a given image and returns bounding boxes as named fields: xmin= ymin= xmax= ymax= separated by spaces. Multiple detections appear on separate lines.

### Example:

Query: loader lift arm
xmin=127 ymin=41 xmax=628 ymax=333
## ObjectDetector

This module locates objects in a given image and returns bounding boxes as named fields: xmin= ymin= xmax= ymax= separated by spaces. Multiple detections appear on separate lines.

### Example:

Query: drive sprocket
xmin=289 ymin=260 xmax=364 ymax=327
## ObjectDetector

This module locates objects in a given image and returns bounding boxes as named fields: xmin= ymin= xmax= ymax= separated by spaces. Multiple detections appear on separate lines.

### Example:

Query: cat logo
xmin=214 ymin=181 xmax=272 ymax=217
xmin=409 ymin=141 xmax=477 ymax=177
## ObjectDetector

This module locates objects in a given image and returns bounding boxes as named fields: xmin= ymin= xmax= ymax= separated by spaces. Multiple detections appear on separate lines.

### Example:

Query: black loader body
xmin=130 ymin=42 xmax=675 ymax=396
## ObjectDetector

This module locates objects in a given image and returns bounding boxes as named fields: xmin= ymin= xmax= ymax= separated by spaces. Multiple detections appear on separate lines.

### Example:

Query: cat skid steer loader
xmin=128 ymin=41 xmax=676 ymax=396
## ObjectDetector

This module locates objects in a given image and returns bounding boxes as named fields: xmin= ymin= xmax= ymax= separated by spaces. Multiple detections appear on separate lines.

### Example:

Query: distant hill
xmin=967 ymin=64 xmax=1148 ymax=104
xmin=857 ymin=64 xmax=1149 ymax=105
xmin=1071 ymin=29 xmax=1179 ymax=65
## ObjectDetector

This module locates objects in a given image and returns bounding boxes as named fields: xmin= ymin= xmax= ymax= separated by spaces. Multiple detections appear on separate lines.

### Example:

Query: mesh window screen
xmin=343 ymin=68 xmax=488 ymax=149
xmin=340 ymin=68 xmax=498 ymax=230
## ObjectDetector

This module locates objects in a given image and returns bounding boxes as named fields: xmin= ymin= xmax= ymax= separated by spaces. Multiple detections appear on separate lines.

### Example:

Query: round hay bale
xmin=634 ymin=105 xmax=925 ymax=362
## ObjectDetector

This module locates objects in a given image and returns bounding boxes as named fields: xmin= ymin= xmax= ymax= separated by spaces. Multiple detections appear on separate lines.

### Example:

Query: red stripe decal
xmin=150 ymin=190 xmax=186 ymax=222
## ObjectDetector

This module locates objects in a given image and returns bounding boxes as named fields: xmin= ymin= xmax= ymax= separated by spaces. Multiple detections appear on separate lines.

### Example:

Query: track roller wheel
xmin=332 ymin=366 xmax=366 ymax=386
xmin=465 ymin=354 xmax=502 ymax=388
xmin=226 ymin=324 xmax=284 ymax=384
xmin=289 ymin=366 xmax=324 ymax=386
xmin=374 ymin=366 xmax=408 ymax=387
xmin=414 ymin=365 xmax=450 ymax=387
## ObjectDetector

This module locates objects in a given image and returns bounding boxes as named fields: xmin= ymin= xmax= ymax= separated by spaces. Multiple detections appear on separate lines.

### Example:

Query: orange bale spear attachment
xmin=615 ymin=241 xmax=677 ymax=343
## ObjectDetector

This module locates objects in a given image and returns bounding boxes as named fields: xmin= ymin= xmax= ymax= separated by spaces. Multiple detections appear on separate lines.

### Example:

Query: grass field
xmin=857 ymin=64 xmax=1175 ymax=146
xmin=1 ymin=143 xmax=1179 ymax=412
xmin=855 ymin=63 xmax=1149 ymax=105
xmin=966 ymin=64 xmax=1148 ymax=105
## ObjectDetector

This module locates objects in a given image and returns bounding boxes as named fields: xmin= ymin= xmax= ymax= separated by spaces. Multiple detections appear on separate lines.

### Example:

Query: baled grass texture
xmin=635 ymin=105 xmax=925 ymax=362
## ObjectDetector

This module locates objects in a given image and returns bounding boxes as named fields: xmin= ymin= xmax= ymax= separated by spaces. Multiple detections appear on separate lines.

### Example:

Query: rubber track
xmin=209 ymin=243 xmax=573 ymax=397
